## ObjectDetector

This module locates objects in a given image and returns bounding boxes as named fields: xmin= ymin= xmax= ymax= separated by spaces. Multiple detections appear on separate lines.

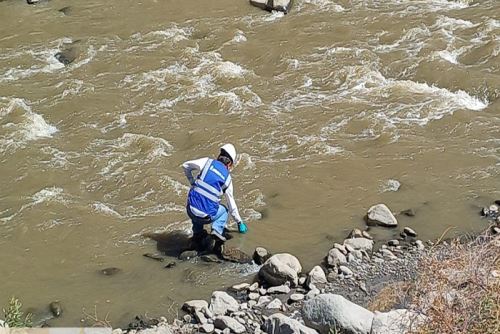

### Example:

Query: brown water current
xmin=0 ymin=0 xmax=499 ymax=327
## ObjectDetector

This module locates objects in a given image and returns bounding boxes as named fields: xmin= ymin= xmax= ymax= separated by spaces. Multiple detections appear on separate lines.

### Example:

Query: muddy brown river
xmin=0 ymin=0 xmax=499 ymax=327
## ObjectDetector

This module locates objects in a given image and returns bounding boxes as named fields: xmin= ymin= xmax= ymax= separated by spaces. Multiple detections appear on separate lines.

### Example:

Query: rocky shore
xmin=108 ymin=201 xmax=499 ymax=334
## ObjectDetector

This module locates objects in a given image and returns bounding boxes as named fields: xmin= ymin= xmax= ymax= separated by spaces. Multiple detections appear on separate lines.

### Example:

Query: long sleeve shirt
xmin=182 ymin=157 xmax=243 ymax=223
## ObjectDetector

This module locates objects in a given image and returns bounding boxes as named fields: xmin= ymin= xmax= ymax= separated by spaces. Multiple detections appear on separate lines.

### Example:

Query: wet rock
xmin=209 ymin=291 xmax=239 ymax=316
xmin=214 ymin=316 xmax=246 ymax=334
xmin=143 ymin=253 xmax=165 ymax=262
xmin=348 ymin=228 xmax=363 ymax=238
xmin=182 ymin=300 xmax=209 ymax=314
xmin=388 ymin=240 xmax=399 ymax=247
xmin=367 ymin=204 xmax=398 ymax=227
xmin=54 ymin=46 xmax=79 ymax=66
xmin=403 ymin=227 xmax=417 ymax=237
xmin=302 ymin=294 xmax=374 ymax=334
xmin=253 ymin=247 xmax=271 ymax=265
xmin=371 ymin=309 xmax=427 ymax=334
xmin=221 ymin=247 xmax=252 ymax=264
xmin=58 ymin=6 xmax=71 ymax=15
xmin=259 ymin=253 xmax=302 ymax=287
xmin=400 ymin=209 xmax=416 ymax=217
xmin=327 ymin=248 xmax=347 ymax=267
xmin=179 ymin=250 xmax=198 ymax=261
xmin=264 ymin=313 xmax=318 ymax=334
xmin=249 ymin=0 xmax=292 ymax=14
xmin=267 ymin=284 xmax=290 ymax=294
xmin=344 ymin=238 xmax=374 ymax=252
xmin=362 ymin=231 xmax=373 ymax=240
xmin=100 ymin=267 xmax=121 ymax=276
xmin=49 ymin=301 xmax=62 ymax=318
xmin=164 ymin=261 xmax=176 ymax=269
xmin=307 ymin=266 xmax=327 ymax=287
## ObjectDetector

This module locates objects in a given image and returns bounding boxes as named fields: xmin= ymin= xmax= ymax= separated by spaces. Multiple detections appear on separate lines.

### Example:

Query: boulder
xmin=371 ymin=309 xmax=426 ymax=334
xmin=344 ymin=238 xmax=374 ymax=252
xmin=209 ymin=291 xmax=239 ymax=316
xmin=302 ymin=294 xmax=374 ymax=334
xmin=249 ymin=0 xmax=292 ymax=14
xmin=264 ymin=313 xmax=319 ymax=334
xmin=259 ymin=253 xmax=302 ymax=286
xmin=253 ymin=247 xmax=271 ymax=265
xmin=214 ymin=316 xmax=246 ymax=334
xmin=366 ymin=204 xmax=398 ymax=227
xmin=307 ymin=266 xmax=327 ymax=287
xmin=327 ymin=248 xmax=347 ymax=267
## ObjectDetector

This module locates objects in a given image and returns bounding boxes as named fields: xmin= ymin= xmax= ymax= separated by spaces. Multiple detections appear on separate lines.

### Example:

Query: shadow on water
xmin=142 ymin=231 xmax=192 ymax=257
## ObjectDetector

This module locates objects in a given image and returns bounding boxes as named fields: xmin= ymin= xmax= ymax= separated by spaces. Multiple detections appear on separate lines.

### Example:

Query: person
xmin=182 ymin=144 xmax=248 ymax=245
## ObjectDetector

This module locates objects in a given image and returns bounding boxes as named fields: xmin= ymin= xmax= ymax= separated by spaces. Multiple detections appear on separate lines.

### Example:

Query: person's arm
xmin=182 ymin=157 xmax=209 ymax=185
xmin=224 ymin=181 xmax=243 ymax=223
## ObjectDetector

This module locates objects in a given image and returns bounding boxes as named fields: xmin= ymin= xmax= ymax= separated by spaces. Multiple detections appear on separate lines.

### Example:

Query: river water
xmin=0 ymin=0 xmax=498 ymax=327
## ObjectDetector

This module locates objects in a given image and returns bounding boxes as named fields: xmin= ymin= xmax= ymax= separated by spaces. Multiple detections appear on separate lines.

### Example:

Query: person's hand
xmin=238 ymin=221 xmax=248 ymax=234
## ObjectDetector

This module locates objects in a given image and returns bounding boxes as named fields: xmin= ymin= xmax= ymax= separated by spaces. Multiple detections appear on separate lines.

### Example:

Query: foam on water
xmin=0 ymin=98 xmax=58 ymax=153
xmin=92 ymin=202 xmax=123 ymax=218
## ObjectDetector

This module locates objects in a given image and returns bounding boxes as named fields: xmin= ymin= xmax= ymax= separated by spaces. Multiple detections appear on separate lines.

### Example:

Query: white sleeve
xmin=224 ymin=181 xmax=242 ymax=223
xmin=182 ymin=157 xmax=209 ymax=185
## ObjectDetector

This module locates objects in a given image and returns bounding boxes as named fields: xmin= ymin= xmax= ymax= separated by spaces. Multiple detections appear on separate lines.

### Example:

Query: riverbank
xmin=107 ymin=202 xmax=500 ymax=334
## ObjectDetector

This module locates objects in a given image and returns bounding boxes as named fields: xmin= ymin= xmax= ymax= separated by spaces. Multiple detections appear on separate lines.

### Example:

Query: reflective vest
xmin=187 ymin=159 xmax=231 ymax=219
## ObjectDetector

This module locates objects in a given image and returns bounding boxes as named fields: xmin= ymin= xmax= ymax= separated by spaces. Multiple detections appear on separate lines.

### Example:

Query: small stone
xmin=49 ymin=301 xmax=63 ymax=317
xmin=257 ymin=296 xmax=272 ymax=307
xmin=415 ymin=240 xmax=425 ymax=250
xmin=248 ymin=282 xmax=259 ymax=292
xmin=231 ymin=283 xmax=250 ymax=292
xmin=266 ymin=299 xmax=283 ymax=309
xmin=179 ymin=250 xmax=198 ymax=260
xmin=491 ymin=226 xmax=500 ymax=235
xmin=481 ymin=207 xmax=490 ymax=216
xmin=374 ymin=257 xmax=384 ymax=264
xmin=289 ymin=293 xmax=305 ymax=302
xmin=348 ymin=228 xmax=363 ymax=238
xmin=248 ymin=300 xmax=257 ymax=308
xmin=344 ymin=244 xmax=355 ymax=253
xmin=307 ymin=266 xmax=328 ymax=287
xmin=367 ymin=204 xmax=398 ymax=227
xmin=183 ymin=314 xmax=192 ymax=323
xmin=298 ymin=276 xmax=307 ymax=286
xmin=339 ymin=266 xmax=353 ymax=276
xmin=362 ymin=231 xmax=373 ymax=240
xmin=214 ymin=316 xmax=246 ymax=334
xmin=267 ymin=285 xmax=290 ymax=294
xmin=381 ymin=249 xmax=398 ymax=260
xmin=100 ymin=267 xmax=121 ymax=276
xmin=201 ymin=255 xmax=222 ymax=263
xmin=388 ymin=240 xmax=399 ymax=246
xmin=344 ymin=238 xmax=374 ymax=252
xmin=209 ymin=291 xmax=239 ymax=316
xmin=400 ymin=209 xmax=416 ymax=217
xmin=164 ymin=261 xmax=176 ymax=269
xmin=200 ymin=323 xmax=215 ymax=333
xmin=143 ymin=253 xmax=165 ymax=262
xmin=403 ymin=227 xmax=417 ymax=237
xmin=183 ymin=300 xmax=209 ymax=314
xmin=306 ymin=287 xmax=320 ymax=299
xmin=259 ymin=287 xmax=267 ymax=295
xmin=253 ymin=247 xmax=271 ymax=265
xmin=248 ymin=293 xmax=260 ymax=300
xmin=327 ymin=248 xmax=347 ymax=267
xmin=489 ymin=205 xmax=499 ymax=213
xmin=195 ymin=311 xmax=208 ymax=324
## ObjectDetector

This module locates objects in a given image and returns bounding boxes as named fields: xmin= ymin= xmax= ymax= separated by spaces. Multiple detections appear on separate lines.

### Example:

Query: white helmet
xmin=220 ymin=143 xmax=237 ymax=164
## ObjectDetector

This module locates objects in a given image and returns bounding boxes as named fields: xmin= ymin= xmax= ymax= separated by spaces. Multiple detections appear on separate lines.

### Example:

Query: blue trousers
xmin=187 ymin=205 xmax=228 ymax=235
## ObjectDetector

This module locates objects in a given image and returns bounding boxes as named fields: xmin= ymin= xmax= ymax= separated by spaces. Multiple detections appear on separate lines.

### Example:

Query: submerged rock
xmin=400 ymin=208 xmax=416 ymax=217
xmin=58 ymin=6 xmax=71 ymax=15
xmin=143 ymin=253 xmax=165 ymax=262
xmin=221 ymin=246 xmax=252 ymax=264
xmin=249 ymin=0 xmax=292 ymax=14
xmin=100 ymin=267 xmax=121 ymax=276
xmin=179 ymin=250 xmax=198 ymax=261
xmin=49 ymin=301 xmax=62 ymax=318
xmin=366 ymin=204 xmax=398 ymax=227
xmin=54 ymin=46 xmax=78 ymax=66
xmin=259 ymin=253 xmax=302 ymax=286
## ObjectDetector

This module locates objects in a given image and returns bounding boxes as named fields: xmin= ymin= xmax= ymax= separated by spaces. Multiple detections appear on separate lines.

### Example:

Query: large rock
xmin=302 ymin=294 xmax=374 ymax=334
xmin=344 ymin=238 xmax=374 ymax=253
xmin=214 ymin=316 xmax=246 ymax=333
xmin=264 ymin=313 xmax=319 ymax=334
xmin=209 ymin=291 xmax=239 ymax=316
xmin=366 ymin=204 xmax=398 ymax=227
xmin=327 ymin=248 xmax=347 ymax=267
xmin=307 ymin=266 xmax=327 ymax=287
xmin=371 ymin=309 xmax=426 ymax=334
xmin=259 ymin=253 xmax=302 ymax=286
xmin=249 ymin=0 xmax=293 ymax=14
